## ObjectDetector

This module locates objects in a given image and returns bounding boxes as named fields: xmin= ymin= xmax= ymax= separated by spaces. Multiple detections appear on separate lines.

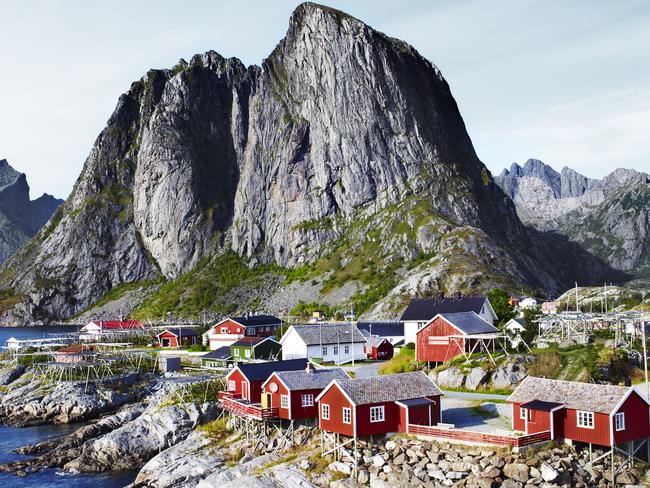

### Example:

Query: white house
xmin=519 ymin=297 xmax=538 ymax=310
xmin=400 ymin=294 xmax=497 ymax=345
xmin=504 ymin=318 xmax=526 ymax=334
xmin=279 ymin=323 xmax=367 ymax=365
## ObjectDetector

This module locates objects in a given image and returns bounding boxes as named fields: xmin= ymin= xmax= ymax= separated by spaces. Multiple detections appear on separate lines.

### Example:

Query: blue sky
xmin=0 ymin=0 xmax=648 ymax=198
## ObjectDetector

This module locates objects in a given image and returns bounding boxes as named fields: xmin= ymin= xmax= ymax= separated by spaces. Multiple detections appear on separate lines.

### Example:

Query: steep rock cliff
xmin=0 ymin=159 xmax=62 ymax=263
xmin=0 ymin=4 xmax=615 ymax=323
xmin=495 ymin=159 xmax=650 ymax=275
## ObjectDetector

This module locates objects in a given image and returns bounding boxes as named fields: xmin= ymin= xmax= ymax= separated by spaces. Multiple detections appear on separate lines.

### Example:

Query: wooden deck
xmin=407 ymin=424 xmax=551 ymax=447
xmin=218 ymin=391 xmax=278 ymax=420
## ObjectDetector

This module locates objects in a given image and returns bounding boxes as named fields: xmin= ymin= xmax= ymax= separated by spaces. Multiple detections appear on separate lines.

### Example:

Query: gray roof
xmin=438 ymin=312 xmax=499 ymax=335
xmin=366 ymin=335 xmax=389 ymax=348
xmin=290 ymin=323 xmax=366 ymax=345
xmin=507 ymin=376 xmax=634 ymax=414
xmin=273 ymin=367 xmax=349 ymax=390
xmin=202 ymin=346 xmax=231 ymax=360
xmin=357 ymin=321 xmax=404 ymax=337
xmin=401 ymin=296 xmax=488 ymax=321
xmin=333 ymin=372 xmax=442 ymax=405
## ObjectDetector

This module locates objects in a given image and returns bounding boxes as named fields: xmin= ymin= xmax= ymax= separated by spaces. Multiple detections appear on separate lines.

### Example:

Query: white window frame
xmin=245 ymin=349 xmax=251 ymax=358
xmin=344 ymin=345 xmax=350 ymax=354
xmin=280 ymin=395 xmax=289 ymax=409
xmin=333 ymin=346 xmax=339 ymax=355
xmin=220 ymin=327 xmax=228 ymax=333
xmin=301 ymin=394 xmax=314 ymax=407
xmin=577 ymin=410 xmax=594 ymax=429
xmin=520 ymin=407 xmax=529 ymax=420
xmin=322 ymin=346 xmax=328 ymax=356
xmin=343 ymin=407 xmax=351 ymax=424
xmin=322 ymin=403 xmax=330 ymax=420
xmin=615 ymin=412 xmax=625 ymax=431
xmin=370 ymin=406 xmax=385 ymax=423
xmin=234 ymin=349 xmax=240 ymax=357
xmin=228 ymin=380 xmax=236 ymax=391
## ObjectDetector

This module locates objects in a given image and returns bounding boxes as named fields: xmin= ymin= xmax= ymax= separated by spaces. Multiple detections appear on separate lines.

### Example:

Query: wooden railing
xmin=218 ymin=390 xmax=236 ymax=400
xmin=219 ymin=394 xmax=278 ymax=420
xmin=407 ymin=424 xmax=551 ymax=448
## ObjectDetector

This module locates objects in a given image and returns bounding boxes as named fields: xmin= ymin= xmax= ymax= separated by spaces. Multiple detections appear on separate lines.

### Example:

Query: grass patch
xmin=379 ymin=346 xmax=422 ymax=375
xmin=198 ymin=418 xmax=234 ymax=445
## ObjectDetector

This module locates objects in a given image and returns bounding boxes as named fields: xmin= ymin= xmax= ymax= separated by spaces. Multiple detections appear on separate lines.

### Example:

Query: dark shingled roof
xmin=438 ymin=312 xmax=499 ymax=335
xmin=397 ymin=398 xmax=435 ymax=408
xmin=508 ymin=376 xmax=634 ymax=414
xmin=356 ymin=321 xmax=404 ymax=337
xmin=202 ymin=346 xmax=232 ymax=360
xmin=521 ymin=400 xmax=564 ymax=412
xmin=229 ymin=315 xmax=282 ymax=328
xmin=232 ymin=337 xmax=274 ymax=347
xmin=272 ymin=367 xmax=349 ymax=390
xmin=236 ymin=358 xmax=308 ymax=382
xmin=401 ymin=296 xmax=488 ymax=321
xmin=290 ymin=323 xmax=366 ymax=345
xmin=333 ymin=372 xmax=442 ymax=405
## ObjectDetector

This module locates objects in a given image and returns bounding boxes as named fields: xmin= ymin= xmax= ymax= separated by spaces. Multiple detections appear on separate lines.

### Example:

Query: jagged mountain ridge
xmin=495 ymin=159 xmax=650 ymax=275
xmin=0 ymin=3 xmax=616 ymax=324
xmin=0 ymin=159 xmax=63 ymax=264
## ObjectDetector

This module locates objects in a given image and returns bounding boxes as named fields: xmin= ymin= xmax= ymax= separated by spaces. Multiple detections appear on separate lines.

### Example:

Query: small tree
xmin=487 ymin=288 xmax=516 ymax=327
xmin=521 ymin=306 xmax=541 ymax=345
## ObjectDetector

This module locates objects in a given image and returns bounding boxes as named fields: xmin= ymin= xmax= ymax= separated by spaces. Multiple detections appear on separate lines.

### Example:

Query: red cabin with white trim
xmin=261 ymin=365 xmax=349 ymax=420
xmin=315 ymin=372 xmax=442 ymax=437
xmin=365 ymin=336 xmax=394 ymax=360
xmin=416 ymin=312 xmax=501 ymax=363
xmin=206 ymin=315 xmax=282 ymax=349
xmin=508 ymin=376 xmax=650 ymax=447
xmin=223 ymin=359 xmax=309 ymax=404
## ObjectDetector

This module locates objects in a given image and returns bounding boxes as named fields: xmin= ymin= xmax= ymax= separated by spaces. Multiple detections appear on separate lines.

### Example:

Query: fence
xmin=407 ymin=424 xmax=551 ymax=448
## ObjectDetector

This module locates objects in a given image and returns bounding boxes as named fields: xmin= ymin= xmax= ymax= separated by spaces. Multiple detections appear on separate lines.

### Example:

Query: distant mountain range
xmin=0 ymin=159 xmax=63 ymax=263
xmin=0 ymin=3 xmax=628 ymax=324
xmin=495 ymin=159 xmax=650 ymax=277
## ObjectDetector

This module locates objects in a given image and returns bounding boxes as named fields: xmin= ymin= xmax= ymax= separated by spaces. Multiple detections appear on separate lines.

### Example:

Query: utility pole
xmin=575 ymin=282 xmax=579 ymax=313
xmin=351 ymin=320 xmax=355 ymax=366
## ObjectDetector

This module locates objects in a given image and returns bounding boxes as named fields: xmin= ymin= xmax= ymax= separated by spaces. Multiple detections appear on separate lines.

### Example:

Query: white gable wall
xmin=280 ymin=328 xmax=308 ymax=360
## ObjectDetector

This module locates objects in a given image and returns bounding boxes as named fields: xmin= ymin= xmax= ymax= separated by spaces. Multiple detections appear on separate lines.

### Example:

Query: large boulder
xmin=491 ymin=363 xmax=526 ymax=390
xmin=464 ymin=367 xmax=488 ymax=390
xmin=0 ymin=366 xmax=26 ymax=386
xmin=435 ymin=367 xmax=465 ymax=389
xmin=503 ymin=462 xmax=529 ymax=482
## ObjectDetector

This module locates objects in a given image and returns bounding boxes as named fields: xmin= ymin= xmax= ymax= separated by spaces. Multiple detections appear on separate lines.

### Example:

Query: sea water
xmin=0 ymin=327 xmax=138 ymax=487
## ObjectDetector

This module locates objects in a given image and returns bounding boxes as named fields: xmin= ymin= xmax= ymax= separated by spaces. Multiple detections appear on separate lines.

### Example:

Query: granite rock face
xmin=496 ymin=159 xmax=650 ymax=275
xmin=0 ymin=159 xmax=63 ymax=263
xmin=0 ymin=4 xmax=616 ymax=324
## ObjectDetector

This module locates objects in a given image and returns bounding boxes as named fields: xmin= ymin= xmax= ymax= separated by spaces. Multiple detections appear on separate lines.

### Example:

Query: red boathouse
xmin=508 ymin=376 xmax=650 ymax=446
xmin=365 ymin=336 xmax=394 ymax=360
xmin=261 ymin=364 xmax=349 ymax=421
xmin=157 ymin=328 xmax=198 ymax=348
xmin=315 ymin=371 xmax=443 ymax=437
xmin=416 ymin=312 xmax=502 ymax=363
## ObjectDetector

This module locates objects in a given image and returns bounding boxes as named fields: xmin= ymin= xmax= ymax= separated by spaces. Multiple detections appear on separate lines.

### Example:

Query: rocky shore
xmin=0 ymin=363 xmax=647 ymax=487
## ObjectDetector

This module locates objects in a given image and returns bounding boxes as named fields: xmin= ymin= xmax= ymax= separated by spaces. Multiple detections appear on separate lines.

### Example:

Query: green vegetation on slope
xmin=379 ymin=344 xmax=421 ymax=375
xmin=130 ymin=251 xmax=283 ymax=320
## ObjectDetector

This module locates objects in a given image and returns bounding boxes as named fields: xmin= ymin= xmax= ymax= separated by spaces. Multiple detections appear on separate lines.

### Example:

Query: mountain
xmin=0 ymin=3 xmax=617 ymax=324
xmin=495 ymin=159 xmax=650 ymax=276
xmin=0 ymin=159 xmax=63 ymax=263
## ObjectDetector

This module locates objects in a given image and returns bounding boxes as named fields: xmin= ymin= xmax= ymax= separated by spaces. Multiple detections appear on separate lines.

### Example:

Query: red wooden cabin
xmin=315 ymin=372 xmax=443 ymax=437
xmin=365 ymin=336 xmax=394 ymax=360
xmin=508 ymin=376 xmax=650 ymax=446
xmin=207 ymin=315 xmax=282 ymax=349
xmin=223 ymin=358 xmax=308 ymax=403
xmin=261 ymin=364 xmax=349 ymax=420
xmin=416 ymin=312 xmax=501 ymax=363
xmin=157 ymin=328 xmax=198 ymax=348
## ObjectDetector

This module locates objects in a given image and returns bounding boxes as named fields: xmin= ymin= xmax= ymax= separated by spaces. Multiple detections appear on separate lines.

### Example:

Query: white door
xmin=242 ymin=381 xmax=247 ymax=399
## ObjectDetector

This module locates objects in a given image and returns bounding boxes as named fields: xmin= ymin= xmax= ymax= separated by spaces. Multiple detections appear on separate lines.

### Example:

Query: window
xmin=281 ymin=395 xmax=289 ymax=409
xmin=344 ymin=345 xmax=350 ymax=354
xmin=234 ymin=349 xmax=240 ymax=356
xmin=333 ymin=346 xmax=339 ymax=355
xmin=322 ymin=346 xmax=328 ymax=356
xmin=220 ymin=327 xmax=228 ymax=333
xmin=322 ymin=403 xmax=330 ymax=420
xmin=245 ymin=349 xmax=251 ymax=358
xmin=577 ymin=411 xmax=594 ymax=429
xmin=301 ymin=394 xmax=314 ymax=407
xmin=615 ymin=412 xmax=625 ymax=431
xmin=228 ymin=380 xmax=236 ymax=391
xmin=343 ymin=407 xmax=351 ymax=424
xmin=370 ymin=406 xmax=385 ymax=423
xmin=520 ymin=408 xmax=529 ymax=420
xmin=417 ymin=321 xmax=426 ymax=330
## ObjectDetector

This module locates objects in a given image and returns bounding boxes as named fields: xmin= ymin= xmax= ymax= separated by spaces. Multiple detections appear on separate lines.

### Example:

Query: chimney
xmin=306 ymin=362 xmax=314 ymax=374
